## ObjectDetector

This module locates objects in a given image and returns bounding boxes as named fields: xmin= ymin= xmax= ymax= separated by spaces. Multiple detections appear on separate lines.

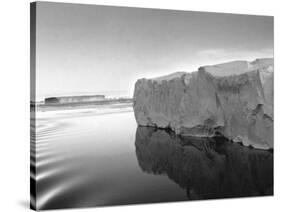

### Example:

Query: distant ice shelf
xmin=44 ymin=95 xmax=106 ymax=104
xmin=133 ymin=58 xmax=273 ymax=150
xmin=32 ymin=95 xmax=133 ymax=112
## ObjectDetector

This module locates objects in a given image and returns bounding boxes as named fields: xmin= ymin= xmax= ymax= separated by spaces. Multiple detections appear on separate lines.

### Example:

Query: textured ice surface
xmin=133 ymin=58 xmax=273 ymax=149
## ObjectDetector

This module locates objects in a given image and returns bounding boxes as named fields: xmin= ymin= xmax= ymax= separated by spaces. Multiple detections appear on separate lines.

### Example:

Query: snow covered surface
xmin=133 ymin=58 xmax=273 ymax=149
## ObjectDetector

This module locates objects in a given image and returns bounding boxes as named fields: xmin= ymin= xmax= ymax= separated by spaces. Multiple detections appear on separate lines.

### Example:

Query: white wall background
xmin=0 ymin=0 xmax=279 ymax=211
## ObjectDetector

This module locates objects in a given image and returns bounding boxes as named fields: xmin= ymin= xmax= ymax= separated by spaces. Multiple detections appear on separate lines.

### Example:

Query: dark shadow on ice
xmin=135 ymin=126 xmax=273 ymax=200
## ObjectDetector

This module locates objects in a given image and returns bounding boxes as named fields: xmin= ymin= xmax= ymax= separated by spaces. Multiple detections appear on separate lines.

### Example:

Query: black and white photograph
xmin=30 ymin=1 xmax=273 ymax=210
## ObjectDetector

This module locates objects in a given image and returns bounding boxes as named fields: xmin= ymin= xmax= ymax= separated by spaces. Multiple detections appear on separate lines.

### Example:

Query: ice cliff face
xmin=133 ymin=58 xmax=273 ymax=149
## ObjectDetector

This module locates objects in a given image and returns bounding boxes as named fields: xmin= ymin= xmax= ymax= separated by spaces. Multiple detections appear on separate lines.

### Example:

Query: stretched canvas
xmin=30 ymin=1 xmax=274 ymax=210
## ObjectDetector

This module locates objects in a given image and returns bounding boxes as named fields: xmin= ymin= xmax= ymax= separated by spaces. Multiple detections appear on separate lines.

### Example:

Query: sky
xmin=35 ymin=2 xmax=273 ymax=99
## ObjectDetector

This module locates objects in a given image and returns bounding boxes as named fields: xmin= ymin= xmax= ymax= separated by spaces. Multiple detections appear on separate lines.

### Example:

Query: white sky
xmin=35 ymin=2 xmax=273 ymax=98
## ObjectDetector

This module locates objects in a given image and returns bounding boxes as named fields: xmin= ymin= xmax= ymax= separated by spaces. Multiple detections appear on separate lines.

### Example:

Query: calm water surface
xmin=33 ymin=107 xmax=273 ymax=210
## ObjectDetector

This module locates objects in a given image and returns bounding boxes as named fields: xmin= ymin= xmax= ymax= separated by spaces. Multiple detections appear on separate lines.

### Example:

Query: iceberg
xmin=133 ymin=58 xmax=273 ymax=149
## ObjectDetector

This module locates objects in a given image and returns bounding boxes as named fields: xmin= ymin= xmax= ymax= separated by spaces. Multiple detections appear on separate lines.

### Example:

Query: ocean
xmin=32 ymin=104 xmax=273 ymax=210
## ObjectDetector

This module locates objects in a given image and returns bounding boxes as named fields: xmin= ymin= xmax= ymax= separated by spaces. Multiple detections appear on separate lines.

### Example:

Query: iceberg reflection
xmin=135 ymin=126 xmax=273 ymax=200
